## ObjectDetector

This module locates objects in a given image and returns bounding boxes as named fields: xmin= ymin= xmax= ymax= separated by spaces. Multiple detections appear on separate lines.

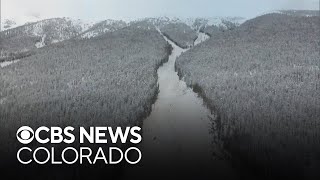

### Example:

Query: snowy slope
xmin=138 ymin=16 xmax=246 ymax=31
xmin=258 ymin=10 xmax=320 ymax=17
xmin=0 ymin=17 xmax=98 ymax=64
xmin=1 ymin=17 xmax=97 ymax=50
xmin=79 ymin=19 xmax=127 ymax=39
xmin=1 ymin=19 xmax=19 ymax=31
xmin=141 ymin=17 xmax=245 ymax=47
xmin=25 ymin=17 xmax=97 ymax=43
xmin=279 ymin=10 xmax=319 ymax=17
xmin=1 ymin=15 xmax=245 ymax=64
xmin=1 ymin=15 xmax=42 ymax=31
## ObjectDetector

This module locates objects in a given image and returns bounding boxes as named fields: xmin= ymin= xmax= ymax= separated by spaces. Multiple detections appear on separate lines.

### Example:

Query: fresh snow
xmin=1 ymin=15 xmax=42 ymax=31
xmin=32 ymin=18 xmax=97 ymax=43
xmin=194 ymin=32 xmax=210 ymax=46
xmin=0 ymin=60 xmax=20 ymax=68
xmin=0 ymin=15 xmax=99 ymax=31
xmin=0 ymin=97 xmax=6 ymax=105
xmin=2 ymin=17 xmax=99 ymax=49
xmin=35 ymin=34 xmax=46 ymax=48
xmin=142 ymin=16 xmax=246 ymax=31
xmin=67 ymin=18 xmax=98 ymax=32
xmin=80 ymin=19 xmax=127 ymax=39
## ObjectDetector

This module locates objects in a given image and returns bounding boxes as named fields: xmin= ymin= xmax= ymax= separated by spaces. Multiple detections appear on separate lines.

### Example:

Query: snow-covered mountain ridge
xmin=1 ymin=10 xmax=317 ymax=64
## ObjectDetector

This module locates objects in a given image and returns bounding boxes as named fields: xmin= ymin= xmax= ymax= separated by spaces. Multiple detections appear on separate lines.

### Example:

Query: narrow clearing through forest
xmin=123 ymin=31 xmax=237 ymax=179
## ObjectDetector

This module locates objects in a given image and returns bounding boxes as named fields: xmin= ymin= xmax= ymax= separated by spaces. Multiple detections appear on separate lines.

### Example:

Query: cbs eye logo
xmin=16 ymin=126 xmax=34 ymax=144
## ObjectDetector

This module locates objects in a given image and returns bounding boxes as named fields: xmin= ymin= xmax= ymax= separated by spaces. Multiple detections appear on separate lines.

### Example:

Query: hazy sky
xmin=1 ymin=0 xmax=319 ymax=21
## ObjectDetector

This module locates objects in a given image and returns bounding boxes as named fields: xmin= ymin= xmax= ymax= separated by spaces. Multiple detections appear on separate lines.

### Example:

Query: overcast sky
xmin=1 ymin=0 xmax=319 ymax=21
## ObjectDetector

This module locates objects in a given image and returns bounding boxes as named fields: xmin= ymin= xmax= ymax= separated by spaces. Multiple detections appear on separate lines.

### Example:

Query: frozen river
xmin=122 ymin=31 xmax=237 ymax=179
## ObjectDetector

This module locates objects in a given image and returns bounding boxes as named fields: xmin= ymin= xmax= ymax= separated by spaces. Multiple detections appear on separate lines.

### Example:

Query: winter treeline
xmin=279 ymin=10 xmax=320 ymax=17
xmin=176 ymin=13 xmax=320 ymax=179
xmin=0 ymin=16 xmax=242 ymax=64
xmin=0 ymin=18 xmax=94 ymax=62
xmin=79 ymin=20 xmax=127 ymax=39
